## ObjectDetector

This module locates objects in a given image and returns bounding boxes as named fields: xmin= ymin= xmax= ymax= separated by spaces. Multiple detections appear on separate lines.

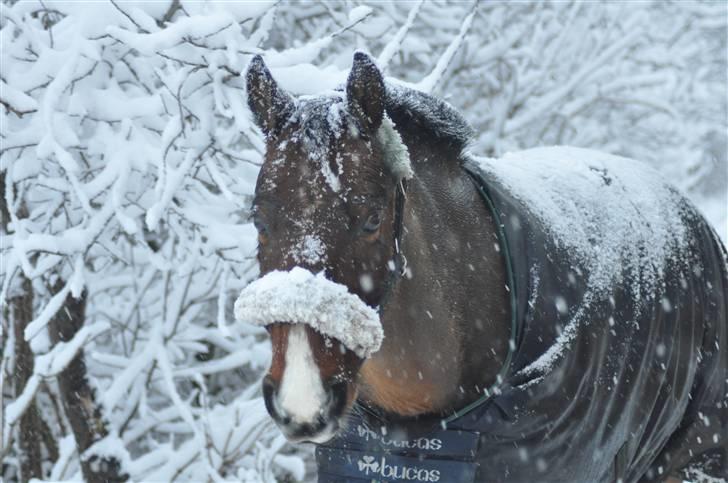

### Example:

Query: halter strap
xmin=377 ymin=179 xmax=408 ymax=314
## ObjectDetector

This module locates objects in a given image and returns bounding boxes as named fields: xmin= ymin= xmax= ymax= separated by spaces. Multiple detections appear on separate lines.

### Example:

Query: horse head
xmin=245 ymin=52 xmax=409 ymax=443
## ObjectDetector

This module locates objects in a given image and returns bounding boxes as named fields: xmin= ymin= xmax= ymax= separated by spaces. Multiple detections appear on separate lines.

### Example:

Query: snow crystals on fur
xmin=234 ymin=267 xmax=383 ymax=359
xmin=469 ymin=146 xmax=694 ymax=375
xmin=286 ymin=91 xmax=413 ymax=186
xmin=377 ymin=114 xmax=412 ymax=180
xmin=473 ymin=147 xmax=691 ymax=297
xmin=285 ymin=79 xmax=476 ymax=187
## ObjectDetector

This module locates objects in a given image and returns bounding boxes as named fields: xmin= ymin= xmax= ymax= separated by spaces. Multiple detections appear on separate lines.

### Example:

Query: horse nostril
xmin=262 ymin=375 xmax=280 ymax=421
xmin=281 ymin=414 xmax=292 ymax=426
xmin=263 ymin=374 xmax=275 ymax=387
xmin=292 ymin=419 xmax=327 ymax=439
xmin=329 ymin=380 xmax=349 ymax=414
xmin=316 ymin=413 xmax=328 ymax=428
xmin=262 ymin=375 xmax=277 ymax=398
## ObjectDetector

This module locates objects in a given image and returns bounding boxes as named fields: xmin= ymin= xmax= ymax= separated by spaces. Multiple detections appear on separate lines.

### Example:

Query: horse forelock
xmin=275 ymin=94 xmax=412 ymax=184
xmin=281 ymin=95 xmax=348 ymax=150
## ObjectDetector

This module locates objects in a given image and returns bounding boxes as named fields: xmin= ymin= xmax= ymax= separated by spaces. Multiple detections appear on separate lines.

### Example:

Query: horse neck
xmin=359 ymin=136 xmax=511 ymax=419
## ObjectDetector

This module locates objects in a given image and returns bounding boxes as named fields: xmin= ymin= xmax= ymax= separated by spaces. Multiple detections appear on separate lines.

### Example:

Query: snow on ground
xmin=1 ymin=1 xmax=725 ymax=482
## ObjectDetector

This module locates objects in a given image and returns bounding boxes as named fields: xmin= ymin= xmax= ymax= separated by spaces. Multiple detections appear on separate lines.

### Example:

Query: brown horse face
xmin=246 ymin=53 xmax=402 ymax=442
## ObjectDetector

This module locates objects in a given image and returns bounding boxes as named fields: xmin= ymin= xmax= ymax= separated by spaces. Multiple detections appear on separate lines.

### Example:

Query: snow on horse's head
xmin=244 ymin=52 xmax=412 ymax=442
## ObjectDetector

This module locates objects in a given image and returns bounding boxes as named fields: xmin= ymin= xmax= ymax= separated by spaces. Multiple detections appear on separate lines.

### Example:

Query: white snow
xmin=23 ymin=258 xmax=84 ymax=341
xmin=234 ymin=267 xmax=383 ymax=359
xmin=378 ymin=1 xmax=424 ymax=70
xmin=318 ymin=150 xmax=342 ymax=193
xmin=415 ymin=7 xmax=476 ymax=94
xmin=378 ymin=115 xmax=413 ymax=180
xmin=471 ymin=146 xmax=690 ymax=298
xmin=0 ymin=79 xmax=38 ymax=113
xmin=1 ymin=1 xmax=723 ymax=481
xmin=50 ymin=435 xmax=78 ymax=480
xmin=470 ymin=146 xmax=694 ymax=375
xmin=349 ymin=6 xmax=373 ymax=25
xmin=100 ymin=335 xmax=158 ymax=412
xmin=293 ymin=234 xmax=326 ymax=265
xmin=106 ymin=14 xmax=236 ymax=55
xmin=3 ymin=321 xmax=109 ymax=449
xmin=82 ymin=433 xmax=132 ymax=476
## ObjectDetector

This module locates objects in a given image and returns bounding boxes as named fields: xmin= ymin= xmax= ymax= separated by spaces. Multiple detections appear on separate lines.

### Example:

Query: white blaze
xmin=278 ymin=324 xmax=326 ymax=423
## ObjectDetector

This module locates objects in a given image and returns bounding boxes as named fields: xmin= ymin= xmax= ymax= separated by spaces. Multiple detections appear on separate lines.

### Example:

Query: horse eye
xmin=252 ymin=213 xmax=270 ymax=245
xmin=363 ymin=211 xmax=382 ymax=234
xmin=253 ymin=216 xmax=267 ymax=235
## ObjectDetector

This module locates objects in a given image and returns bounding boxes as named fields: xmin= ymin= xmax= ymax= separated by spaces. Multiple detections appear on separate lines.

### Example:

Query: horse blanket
xmin=316 ymin=147 xmax=728 ymax=482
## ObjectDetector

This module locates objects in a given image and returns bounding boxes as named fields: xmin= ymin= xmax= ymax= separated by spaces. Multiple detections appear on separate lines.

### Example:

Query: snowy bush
xmin=1 ymin=1 xmax=724 ymax=482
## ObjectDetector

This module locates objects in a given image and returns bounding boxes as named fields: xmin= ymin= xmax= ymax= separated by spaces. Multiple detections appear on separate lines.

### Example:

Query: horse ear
xmin=246 ymin=55 xmax=295 ymax=136
xmin=347 ymin=52 xmax=385 ymax=132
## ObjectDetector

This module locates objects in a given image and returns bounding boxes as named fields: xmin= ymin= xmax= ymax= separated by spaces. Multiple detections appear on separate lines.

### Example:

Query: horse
xmin=238 ymin=52 xmax=728 ymax=482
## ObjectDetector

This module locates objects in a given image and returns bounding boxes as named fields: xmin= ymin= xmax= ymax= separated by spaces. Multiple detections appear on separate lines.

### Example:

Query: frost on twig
xmin=416 ymin=3 xmax=477 ymax=94
xmin=378 ymin=0 xmax=424 ymax=71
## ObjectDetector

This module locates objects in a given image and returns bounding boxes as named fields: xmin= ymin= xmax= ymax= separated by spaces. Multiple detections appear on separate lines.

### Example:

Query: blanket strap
xmin=375 ymin=166 xmax=518 ymax=424
xmin=441 ymin=166 xmax=521 ymax=424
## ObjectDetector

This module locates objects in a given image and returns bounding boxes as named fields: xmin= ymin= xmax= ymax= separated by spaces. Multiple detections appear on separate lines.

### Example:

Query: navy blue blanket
xmin=317 ymin=148 xmax=728 ymax=482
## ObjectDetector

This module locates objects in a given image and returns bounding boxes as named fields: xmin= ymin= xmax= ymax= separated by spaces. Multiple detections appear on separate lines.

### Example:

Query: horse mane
xmin=288 ymin=83 xmax=473 ymax=160
xmin=384 ymin=83 xmax=474 ymax=154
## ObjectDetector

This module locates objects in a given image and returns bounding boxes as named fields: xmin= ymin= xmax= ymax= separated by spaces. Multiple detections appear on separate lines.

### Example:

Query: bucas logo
xmin=357 ymin=455 xmax=441 ymax=482
xmin=356 ymin=425 xmax=443 ymax=451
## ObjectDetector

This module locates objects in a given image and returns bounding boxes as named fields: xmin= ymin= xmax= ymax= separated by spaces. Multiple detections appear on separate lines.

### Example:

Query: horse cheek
xmin=308 ymin=328 xmax=363 ymax=405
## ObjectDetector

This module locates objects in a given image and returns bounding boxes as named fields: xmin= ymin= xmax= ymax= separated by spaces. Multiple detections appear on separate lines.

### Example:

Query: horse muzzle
xmin=235 ymin=268 xmax=381 ymax=442
xmin=263 ymin=372 xmax=349 ymax=443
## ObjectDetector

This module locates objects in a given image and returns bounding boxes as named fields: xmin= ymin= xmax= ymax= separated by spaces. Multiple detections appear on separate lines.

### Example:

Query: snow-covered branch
xmin=1 ymin=1 xmax=724 ymax=481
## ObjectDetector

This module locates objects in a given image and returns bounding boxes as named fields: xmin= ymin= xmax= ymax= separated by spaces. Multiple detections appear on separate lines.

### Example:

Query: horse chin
xmin=270 ymin=385 xmax=356 ymax=445
xmin=289 ymin=391 xmax=358 ymax=444
xmin=294 ymin=422 xmax=340 ymax=444
xmin=284 ymin=389 xmax=359 ymax=444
